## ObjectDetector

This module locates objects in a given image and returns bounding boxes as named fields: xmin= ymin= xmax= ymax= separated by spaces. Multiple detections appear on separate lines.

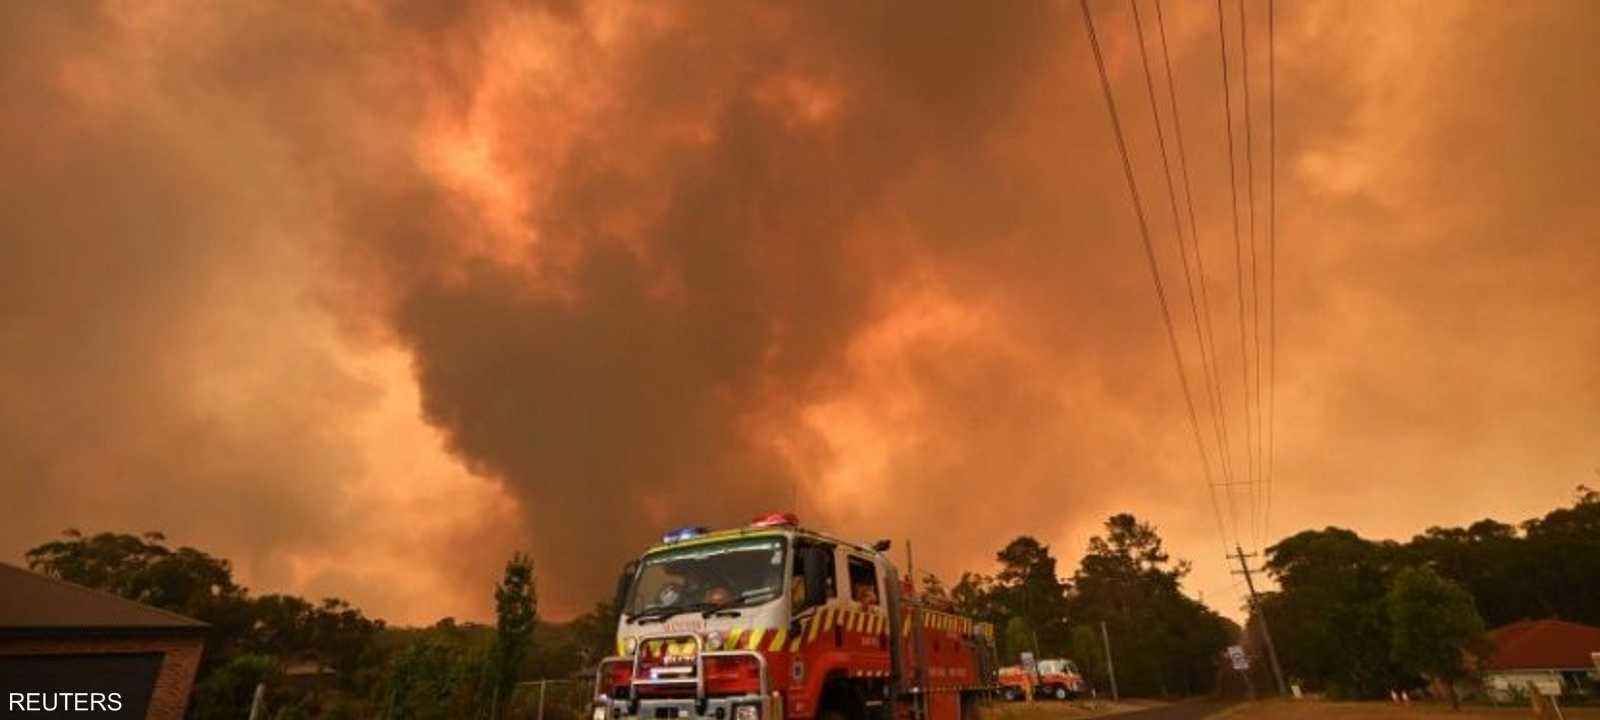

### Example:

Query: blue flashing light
xmin=662 ymin=526 xmax=710 ymax=544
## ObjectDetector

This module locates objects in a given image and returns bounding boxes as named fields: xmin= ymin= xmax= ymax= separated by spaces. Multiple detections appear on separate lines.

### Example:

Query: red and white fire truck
xmin=997 ymin=658 xmax=1086 ymax=701
xmin=593 ymin=513 xmax=998 ymax=720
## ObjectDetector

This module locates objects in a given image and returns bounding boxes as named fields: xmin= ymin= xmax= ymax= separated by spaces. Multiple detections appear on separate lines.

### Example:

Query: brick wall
xmin=0 ymin=633 xmax=206 ymax=720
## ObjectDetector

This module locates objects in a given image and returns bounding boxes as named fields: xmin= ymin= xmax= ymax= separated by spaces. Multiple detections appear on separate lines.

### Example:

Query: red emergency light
xmin=750 ymin=511 xmax=798 ymax=528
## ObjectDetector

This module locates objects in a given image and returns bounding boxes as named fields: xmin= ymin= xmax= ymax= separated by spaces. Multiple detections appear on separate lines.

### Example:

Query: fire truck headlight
xmin=705 ymin=631 xmax=723 ymax=650
xmin=735 ymin=704 xmax=760 ymax=720
xmin=623 ymin=637 xmax=638 ymax=655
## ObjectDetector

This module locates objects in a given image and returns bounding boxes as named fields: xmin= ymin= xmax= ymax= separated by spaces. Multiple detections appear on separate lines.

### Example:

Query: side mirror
xmin=613 ymin=560 xmax=639 ymax=614
xmin=801 ymin=547 xmax=829 ymax=608
xmin=871 ymin=539 xmax=892 ymax=553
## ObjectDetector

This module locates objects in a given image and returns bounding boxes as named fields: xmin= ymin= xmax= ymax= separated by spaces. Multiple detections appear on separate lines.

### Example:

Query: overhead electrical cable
xmin=1131 ymin=0 xmax=1238 ymax=502
xmin=1081 ymin=0 xmax=1233 ymax=555
xmin=1153 ymin=0 xmax=1242 ymax=527
xmin=1215 ymin=0 xmax=1259 ymax=554
xmin=1264 ymin=0 xmax=1279 ymax=549
xmin=1237 ymin=0 xmax=1266 ymax=554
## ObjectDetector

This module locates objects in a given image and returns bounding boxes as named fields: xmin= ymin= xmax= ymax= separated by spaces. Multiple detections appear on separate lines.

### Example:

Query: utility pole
xmin=1099 ymin=620 xmax=1119 ymax=701
xmin=1229 ymin=545 xmax=1287 ymax=696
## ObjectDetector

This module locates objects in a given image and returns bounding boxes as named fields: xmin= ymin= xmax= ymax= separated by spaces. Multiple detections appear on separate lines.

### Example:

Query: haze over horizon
xmin=3 ymin=0 xmax=1596 ymax=626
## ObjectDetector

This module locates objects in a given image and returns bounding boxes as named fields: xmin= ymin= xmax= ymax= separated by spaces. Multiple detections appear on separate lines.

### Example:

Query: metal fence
xmin=509 ymin=678 xmax=593 ymax=720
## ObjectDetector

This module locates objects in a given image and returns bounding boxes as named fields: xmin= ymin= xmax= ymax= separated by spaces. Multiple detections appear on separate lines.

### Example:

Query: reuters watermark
xmin=7 ymin=692 xmax=124 ymax=713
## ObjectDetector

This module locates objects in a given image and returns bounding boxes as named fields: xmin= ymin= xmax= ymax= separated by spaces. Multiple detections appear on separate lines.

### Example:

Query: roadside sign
xmin=1226 ymin=645 xmax=1250 ymax=671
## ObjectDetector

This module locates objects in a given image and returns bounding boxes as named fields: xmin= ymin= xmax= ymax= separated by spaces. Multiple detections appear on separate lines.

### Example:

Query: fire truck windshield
xmin=625 ymin=536 xmax=788 ymax=619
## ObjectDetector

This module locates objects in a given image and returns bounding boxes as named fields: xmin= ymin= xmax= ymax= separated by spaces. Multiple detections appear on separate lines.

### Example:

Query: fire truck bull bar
xmin=593 ymin=636 xmax=778 ymax=720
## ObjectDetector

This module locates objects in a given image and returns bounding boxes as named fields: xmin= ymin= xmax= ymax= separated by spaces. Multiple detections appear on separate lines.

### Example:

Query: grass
xmin=980 ymin=698 xmax=1165 ymax=720
xmin=1212 ymin=698 xmax=1600 ymax=719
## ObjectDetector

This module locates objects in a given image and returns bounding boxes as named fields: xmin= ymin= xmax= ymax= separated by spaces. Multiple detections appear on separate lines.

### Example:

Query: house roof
xmin=0 ymin=562 xmax=207 ymax=632
xmin=1482 ymin=619 xmax=1600 ymax=671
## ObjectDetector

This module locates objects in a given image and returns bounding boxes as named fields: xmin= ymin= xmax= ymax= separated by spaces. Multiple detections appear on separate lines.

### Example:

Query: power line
xmin=1264 ymin=0 xmax=1279 ymax=550
xmin=1153 ymin=0 xmax=1242 ymax=544
xmin=1215 ymin=0 xmax=1258 ymax=554
xmin=1130 ymin=0 xmax=1240 ymax=545
xmin=1080 ymin=0 xmax=1230 ymax=558
xmin=1237 ymin=0 xmax=1266 ymax=555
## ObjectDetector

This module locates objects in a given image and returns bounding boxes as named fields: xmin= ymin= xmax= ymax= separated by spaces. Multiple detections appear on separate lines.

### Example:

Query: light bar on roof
xmin=661 ymin=526 xmax=709 ymax=544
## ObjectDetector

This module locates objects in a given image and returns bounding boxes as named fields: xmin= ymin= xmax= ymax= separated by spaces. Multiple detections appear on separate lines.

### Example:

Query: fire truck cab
xmin=594 ymin=513 xmax=996 ymax=720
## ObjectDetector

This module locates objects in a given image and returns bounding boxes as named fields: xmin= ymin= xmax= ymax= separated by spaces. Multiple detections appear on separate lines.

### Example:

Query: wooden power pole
xmin=1229 ymin=545 xmax=1287 ymax=696
xmin=1100 ymin=620 xmax=1119 ymax=701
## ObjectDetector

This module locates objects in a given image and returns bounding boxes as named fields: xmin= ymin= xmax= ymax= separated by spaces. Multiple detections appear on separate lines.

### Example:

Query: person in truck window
xmin=791 ymin=576 xmax=807 ymax=614
xmin=704 ymin=585 xmax=733 ymax=605
xmin=854 ymin=584 xmax=879 ymax=608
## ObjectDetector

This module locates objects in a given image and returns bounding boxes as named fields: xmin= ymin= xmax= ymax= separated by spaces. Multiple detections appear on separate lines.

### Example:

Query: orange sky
xmin=2 ymin=0 xmax=1596 ymax=625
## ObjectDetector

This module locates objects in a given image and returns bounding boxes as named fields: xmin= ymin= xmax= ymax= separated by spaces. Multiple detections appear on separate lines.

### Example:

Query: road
xmin=1113 ymin=699 xmax=1237 ymax=720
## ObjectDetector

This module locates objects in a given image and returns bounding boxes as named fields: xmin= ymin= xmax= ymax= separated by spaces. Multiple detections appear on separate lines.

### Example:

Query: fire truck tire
xmin=1002 ymin=687 xmax=1022 ymax=702
xmin=1051 ymin=686 xmax=1067 ymax=701
xmin=818 ymin=678 xmax=865 ymax=720
xmin=959 ymin=694 xmax=979 ymax=720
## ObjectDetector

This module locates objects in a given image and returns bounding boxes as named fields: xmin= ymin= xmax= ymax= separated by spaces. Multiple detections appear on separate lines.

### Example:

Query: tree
xmin=489 ymin=553 xmax=537 ymax=718
xmin=188 ymin=654 xmax=281 ymax=720
xmin=1387 ymin=567 xmax=1487 ymax=710
xmin=1516 ymin=485 xmax=1600 ymax=626
xmin=568 ymin=601 xmax=620 ymax=670
xmin=950 ymin=572 xmax=998 ymax=621
xmin=1262 ymin=528 xmax=1411 ymax=698
xmin=1405 ymin=520 xmax=1523 ymax=626
xmin=1067 ymin=515 xmax=1230 ymax=697
xmin=26 ymin=530 xmax=254 ymax=668
xmin=991 ymin=536 xmax=1072 ymax=657
xmin=920 ymin=573 xmax=947 ymax=599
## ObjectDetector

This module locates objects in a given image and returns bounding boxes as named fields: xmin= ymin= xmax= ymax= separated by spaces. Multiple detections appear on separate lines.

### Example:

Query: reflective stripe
xmin=746 ymin=627 xmax=766 ymax=650
xmin=769 ymin=627 xmax=787 ymax=651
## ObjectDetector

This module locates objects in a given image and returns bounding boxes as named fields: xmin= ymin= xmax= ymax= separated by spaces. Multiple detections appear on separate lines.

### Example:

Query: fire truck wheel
xmin=1002 ymin=687 xmax=1021 ymax=702
xmin=1052 ymin=686 xmax=1067 ymax=701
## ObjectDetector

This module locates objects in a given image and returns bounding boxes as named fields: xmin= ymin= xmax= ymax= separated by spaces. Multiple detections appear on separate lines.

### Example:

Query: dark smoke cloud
xmin=2 ymin=0 xmax=1597 ymax=622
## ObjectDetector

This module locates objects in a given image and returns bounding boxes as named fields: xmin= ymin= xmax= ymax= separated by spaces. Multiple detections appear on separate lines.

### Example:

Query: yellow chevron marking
xmin=769 ymin=627 xmax=786 ymax=651
xmin=788 ymin=635 xmax=802 ymax=652
xmin=727 ymin=628 xmax=744 ymax=650
xmin=806 ymin=613 xmax=821 ymax=642
xmin=746 ymin=628 xmax=766 ymax=650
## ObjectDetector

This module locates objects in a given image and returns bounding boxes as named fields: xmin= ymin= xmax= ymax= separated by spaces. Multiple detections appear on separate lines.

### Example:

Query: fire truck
xmin=593 ymin=513 xmax=998 ymax=720
xmin=996 ymin=658 xmax=1086 ymax=701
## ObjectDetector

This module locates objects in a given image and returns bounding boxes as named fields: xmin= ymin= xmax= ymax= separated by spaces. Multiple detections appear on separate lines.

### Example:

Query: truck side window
xmin=791 ymin=540 xmax=836 ymax=614
xmin=847 ymin=555 xmax=880 ymax=609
